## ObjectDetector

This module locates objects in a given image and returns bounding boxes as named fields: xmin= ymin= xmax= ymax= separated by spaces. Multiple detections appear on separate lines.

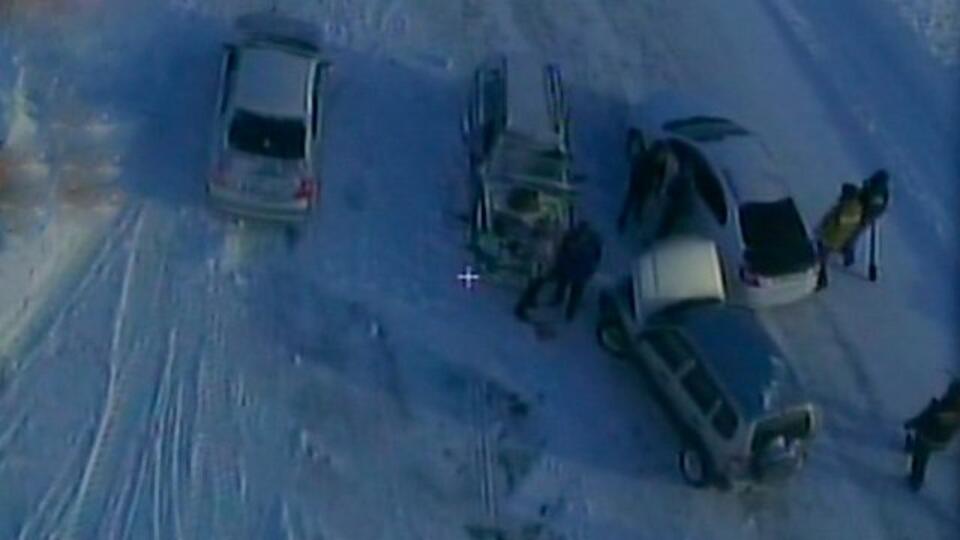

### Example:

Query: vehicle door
xmin=215 ymin=45 xmax=239 ymax=150
xmin=685 ymin=148 xmax=737 ymax=282
xmin=634 ymin=136 xmax=679 ymax=237
xmin=708 ymin=397 xmax=741 ymax=464
xmin=676 ymin=356 xmax=724 ymax=444
xmin=655 ymin=140 xmax=708 ymax=238
xmin=209 ymin=44 xmax=239 ymax=189
xmin=640 ymin=329 xmax=695 ymax=388
xmin=309 ymin=61 xmax=329 ymax=148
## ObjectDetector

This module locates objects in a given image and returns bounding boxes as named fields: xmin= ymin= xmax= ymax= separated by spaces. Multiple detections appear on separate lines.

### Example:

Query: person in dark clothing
xmin=903 ymin=379 xmax=960 ymax=490
xmin=841 ymin=169 xmax=891 ymax=264
xmin=859 ymin=169 xmax=891 ymax=226
xmin=617 ymin=141 xmax=677 ymax=233
xmin=515 ymin=220 xmax=603 ymax=322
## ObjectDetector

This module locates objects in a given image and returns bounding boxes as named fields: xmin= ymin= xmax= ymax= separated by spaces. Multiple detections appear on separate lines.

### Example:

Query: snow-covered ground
xmin=886 ymin=0 xmax=960 ymax=66
xmin=0 ymin=0 xmax=956 ymax=539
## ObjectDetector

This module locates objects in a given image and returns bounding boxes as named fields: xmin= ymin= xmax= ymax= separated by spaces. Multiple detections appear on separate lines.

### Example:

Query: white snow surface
xmin=888 ymin=0 xmax=960 ymax=66
xmin=0 ymin=1 xmax=956 ymax=539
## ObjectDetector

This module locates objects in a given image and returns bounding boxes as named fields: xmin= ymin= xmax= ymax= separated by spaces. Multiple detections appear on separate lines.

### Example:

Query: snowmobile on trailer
xmin=461 ymin=54 xmax=577 ymax=287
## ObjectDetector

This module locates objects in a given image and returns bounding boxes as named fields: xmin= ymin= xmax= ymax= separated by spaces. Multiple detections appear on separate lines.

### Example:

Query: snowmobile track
xmin=59 ymin=207 xmax=146 ymax=539
xmin=1 ymin=204 xmax=140 ymax=377
xmin=471 ymin=380 xmax=499 ymax=524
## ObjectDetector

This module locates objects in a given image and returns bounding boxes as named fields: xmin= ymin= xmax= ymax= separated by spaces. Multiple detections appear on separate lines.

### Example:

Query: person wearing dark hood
xmin=814 ymin=183 xmax=863 ymax=290
xmin=515 ymin=220 xmax=603 ymax=322
xmin=617 ymin=140 xmax=678 ymax=233
xmin=839 ymin=169 xmax=891 ymax=267
xmin=859 ymin=169 xmax=891 ymax=228
xmin=903 ymin=379 xmax=960 ymax=491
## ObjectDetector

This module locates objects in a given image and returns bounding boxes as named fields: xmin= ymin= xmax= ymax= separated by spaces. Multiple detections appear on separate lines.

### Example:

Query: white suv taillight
xmin=739 ymin=265 xmax=761 ymax=287
xmin=739 ymin=264 xmax=778 ymax=288
xmin=294 ymin=177 xmax=317 ymax=203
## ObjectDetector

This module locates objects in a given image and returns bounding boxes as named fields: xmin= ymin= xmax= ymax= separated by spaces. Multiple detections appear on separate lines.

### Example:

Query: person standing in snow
xmin=858 ymin=169 xmax=891 ymax=228
xmin=617 ymin=140 xmax=678 ymax=233
xmin=515 ymin=220 xmax=603 ymax=322
xmin=814 ymin=183 xmax=863 ymax=290
xmin=903 ymin=379 xmax=960 ymax=491
xmin=839 ymin=169 xmax=891 ymax=266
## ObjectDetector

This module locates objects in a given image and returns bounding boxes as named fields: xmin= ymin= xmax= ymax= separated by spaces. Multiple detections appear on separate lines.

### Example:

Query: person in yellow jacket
xmin=815 ymin=183 xmax=863 ymax=290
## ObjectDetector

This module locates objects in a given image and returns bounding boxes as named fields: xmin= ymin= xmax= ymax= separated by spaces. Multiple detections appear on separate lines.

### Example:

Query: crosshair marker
xmin=457 ymin=265 xmax=481 ymax=289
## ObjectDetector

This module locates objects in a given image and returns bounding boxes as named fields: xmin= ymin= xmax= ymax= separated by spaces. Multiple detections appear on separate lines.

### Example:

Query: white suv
xmin=208 ymin=13 xmax=330 ymax=222
xmin=627 ymin=92 xmax=819 ymax=306
xmin=596 ymin=237 xmax=819 ymax=489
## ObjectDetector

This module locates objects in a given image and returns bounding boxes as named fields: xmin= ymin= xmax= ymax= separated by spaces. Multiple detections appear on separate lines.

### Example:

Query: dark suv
xmin=597 ymin=245 xmax=820 ymax=489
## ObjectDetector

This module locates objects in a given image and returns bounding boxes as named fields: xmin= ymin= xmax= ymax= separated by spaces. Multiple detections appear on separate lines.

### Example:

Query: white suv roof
xmin=702 ymin=133 xmax=790 ymax=204
xmin=232 ymin=45 xmax=312 ymax=118
xmin=640 ymin=91 xmax=792 ymax=205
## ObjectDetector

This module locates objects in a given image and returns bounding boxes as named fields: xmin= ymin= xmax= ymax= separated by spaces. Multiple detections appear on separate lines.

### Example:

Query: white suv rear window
xmin=229 ymin=109 xmax=306 ymax=160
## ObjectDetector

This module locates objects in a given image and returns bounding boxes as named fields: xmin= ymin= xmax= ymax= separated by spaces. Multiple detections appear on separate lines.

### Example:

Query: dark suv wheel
xmin=678 ymin=447 xmax=713 ymax=488
xmin=596 ymin=319 xmax=629 ymax=359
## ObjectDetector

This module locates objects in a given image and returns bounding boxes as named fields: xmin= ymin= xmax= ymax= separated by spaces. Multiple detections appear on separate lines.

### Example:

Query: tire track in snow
xmin=149 ymin=327 xmax=179 ymax=540
xmin=99 ymin=330 xmax=174 ymax=540
xmin=0 ymin=412 xmax=27 ymax=456
xmin=99 ymin=243 xmax=183 ymax=540
xmin=471 ymin=380 xmax=499 ymax=525
xmin=184 ymin=298 xmax=211 ymax=538
xmin=367 ymin=319 xmax=418 ymax=538
xmin=184 ymin=259 xmax=239 ymax=539
xmin=2 ymin=204 xmax=138 ymax=377
xmin=58 ymin=207 xmax=145 ymax=539
xmin=204 ymin=292 xmax=237 ymax=538
xmin=460 ymin=0 xmax=521 ymax=59
xmin=44 ymin=205 xmax=196 ymax=539
xmin=170 ymin=379 xmax=186 ymax=539
xmin=762 ymin=0 xmax=957 ymax=270
xmin=507 ymin=0 xmax=638 ymax=95
xmin=760 ymin=298 xmax=911 ymax=539
xmin=109 ymin=432 xmax=151 ymax=540
xmin=15 ymin=435 xmax=90 ymax=540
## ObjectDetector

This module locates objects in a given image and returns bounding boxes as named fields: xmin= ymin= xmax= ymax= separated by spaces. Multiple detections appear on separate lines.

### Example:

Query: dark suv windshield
xmin=228 ymin=109 xmax=306 ymax=160
xmin=739 ymin=199 xmax=816 ymax=276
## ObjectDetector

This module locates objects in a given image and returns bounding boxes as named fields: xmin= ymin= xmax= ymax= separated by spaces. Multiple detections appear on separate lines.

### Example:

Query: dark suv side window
xmin=712 ymin=401 xmax=739 ymax=439
xmin=681 ymin=362 xmax=720 ymax=413
xmin=644 ymin=330 xmax=693 ymax=373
